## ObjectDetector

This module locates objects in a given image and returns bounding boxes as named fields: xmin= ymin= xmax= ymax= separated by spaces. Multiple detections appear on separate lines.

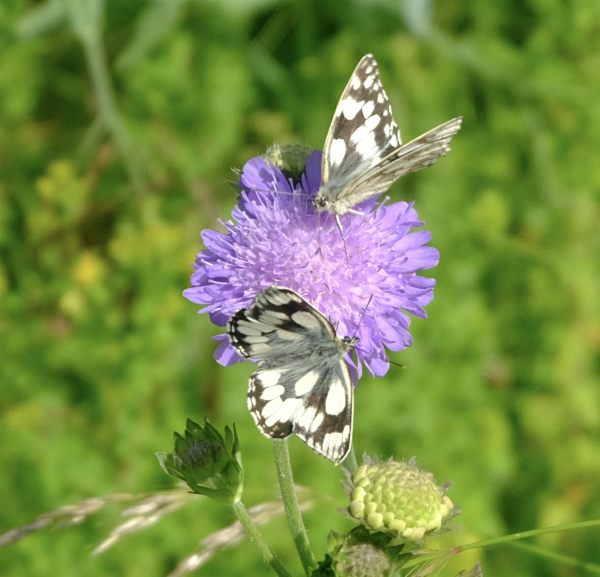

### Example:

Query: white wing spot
xmin=291 ymin=311 xmax=322 ymax=329
xmin=262 ymin=397 xmax=283 ymax=419
xmin=236 ymin=320 xmax=267 ymax=336
xmin=257 ymin=370 xmax=281 ymax=387
xmin=310 ymin=412 xmax=324 ymax=432
xmin=351 ymin=76 xmax=361 ymax=90
xmin=377 ymin=93 xmax=384 ymax=103
xmin=265 ymin=398 xmax=298 ymax=427
xmin=365 ymin=114 xmax=381 ymax=130
xmin=350 ymin=125 xmax=377 ymax=157
xmin=267 ymin=292 xmax=298 ymax=306
xmin=246 ymin=343 xmax=270 ymax=355
xmin=361 ymin=100 xmax=375 ymax=118
xmin=261 ymin=385 xmax=285 ymax=402
xmin=296 ymin=406 xmax=317 ymax=431
xmin=277 ymin=329 xmax=304 ymax=341
xmin=322 ymin=431 xmax=343 ymax=457
xmin=243 ymin=335 xmax=269 ymax=344
xmin=329 ymin=138 xmax=347 ymax=167
xmin=363 ymin=74 xmax=375 ymax=89
xmin=341 ymin=97 xmax=363 ymax=120
xmin=325 ymin=379 xmax=347 ymax=416
xmin=258 ymin=310 xmax=288 ymax=324
xmin=294 ymin=370 xmax=319 ymax=396
xmin=342 ymin=424 xmax=350 ymax=439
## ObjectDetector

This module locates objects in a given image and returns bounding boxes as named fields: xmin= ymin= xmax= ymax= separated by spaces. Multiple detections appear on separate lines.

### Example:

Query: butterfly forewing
xmin=315 ymin=53 xmax=462 ymax=215
xmin=322 ymin=54 xmax=401 ymax=189
xmin=229 ymin=287 xmax=355 ymax=463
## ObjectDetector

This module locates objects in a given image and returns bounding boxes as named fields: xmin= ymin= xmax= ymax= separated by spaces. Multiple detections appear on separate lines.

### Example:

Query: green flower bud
xmin=263 ymin=143 xmax=312 ymax=180
xmin=157 ymin=418 xmax=243 ymax=504
xmin=334 ymin=541 xmax=392 ymax=577
xmin=348 ymin=458 xmax=454 ymax=542
xmin=325 ymin=527 xmax=399 ymax=577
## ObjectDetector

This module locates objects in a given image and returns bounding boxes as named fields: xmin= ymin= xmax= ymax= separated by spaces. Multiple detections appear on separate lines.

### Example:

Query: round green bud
xmin=263 ymin=144 xmax=312 ymax=180
xmin=333 ymin=541 xmax=392 ymax=577
xmin=348 ymin=459 xmax=454 ymax=542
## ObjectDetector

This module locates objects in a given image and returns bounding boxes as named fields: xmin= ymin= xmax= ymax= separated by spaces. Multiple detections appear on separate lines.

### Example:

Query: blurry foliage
xmin=1 ymin=0 xmax=599 ymax=576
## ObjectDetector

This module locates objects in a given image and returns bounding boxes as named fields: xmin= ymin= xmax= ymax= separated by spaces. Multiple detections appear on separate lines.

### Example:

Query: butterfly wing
xmin=289 ymin=360 xmax=353 ymax=463
xmin=229 ymin=287 xmax=354 ymax=463
xmin=331 ymin=116 xmax=463 ymax=214
xmin=247 ymin=356 xmax=353 ymax=463
xmin=320 ymin=54 xmax=401 ymax=195
xmin=316 ymin=53 xmax=462 ymax=215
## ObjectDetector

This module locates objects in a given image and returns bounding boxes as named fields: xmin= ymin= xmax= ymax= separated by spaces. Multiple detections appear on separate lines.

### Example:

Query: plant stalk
xmin=232 ymin=500 xmax=292 ymax=577
xmin=273 ymin=440 xmax=316 ymax=576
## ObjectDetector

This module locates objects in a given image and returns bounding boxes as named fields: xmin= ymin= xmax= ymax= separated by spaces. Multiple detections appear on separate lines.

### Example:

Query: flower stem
xmin=64 ymin=0 xmax=144 ymax=193
xmin=232 ymin=500 xmax=292 ymax=577
xmin=273 ymin=439 xmax=316 ymax=576
xmin=80 ymin=33 xmax=144 ymax=192
xmin=404 ymin=518 xmax=600 ymax=573
xmin=457 ymin=518 xmax=600 ymax=551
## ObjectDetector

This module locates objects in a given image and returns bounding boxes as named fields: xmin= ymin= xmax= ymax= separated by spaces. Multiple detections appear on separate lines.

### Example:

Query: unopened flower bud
xmin=334 ymin=541 xmax=392 ymax=577
xmin=349 ymin=458 xmax=454 ymax=541
xmin=157 ymin=418 xmax=243 ymax=504
xmin=263 ymin=143 xmax=312 ymax=180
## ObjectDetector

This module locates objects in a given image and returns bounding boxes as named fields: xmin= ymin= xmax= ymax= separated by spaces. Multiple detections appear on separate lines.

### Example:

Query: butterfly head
xmin=312 ymin=187 xmax=333 ymax=213
xmin=341 ymin=335 xmax=359 ymax=353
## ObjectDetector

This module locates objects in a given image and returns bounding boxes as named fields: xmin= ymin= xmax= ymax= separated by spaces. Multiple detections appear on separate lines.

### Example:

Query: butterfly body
xmin=313 ymin=54 xmax=462 ymax=216
xmin=229 ymin=287 xmax=356 ymax=463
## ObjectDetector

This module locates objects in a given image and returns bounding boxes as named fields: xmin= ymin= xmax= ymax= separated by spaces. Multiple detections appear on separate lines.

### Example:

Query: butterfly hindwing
xmin=315 ymin=53 xmax=462 ymax=215
xmin=291 ymin=362 xmax=353 ymax=463
xmin=229 ymin=287 xmax=355 ymax=463
xmin=338 ymin=116 xmax=463 ymax=211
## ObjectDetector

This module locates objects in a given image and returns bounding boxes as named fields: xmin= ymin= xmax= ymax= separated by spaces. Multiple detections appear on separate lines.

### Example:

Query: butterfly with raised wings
xmin=228 ymin=287 xmax=357 ymax=463
xmin=313 ymin=54 xmax=462 ymax=216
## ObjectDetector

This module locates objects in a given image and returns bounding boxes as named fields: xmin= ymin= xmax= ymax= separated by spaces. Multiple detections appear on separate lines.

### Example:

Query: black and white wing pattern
xmin=313 ymin=53 xmax=462 ymax=215
xmin=228 ymin=287 xmax=357 ymax=463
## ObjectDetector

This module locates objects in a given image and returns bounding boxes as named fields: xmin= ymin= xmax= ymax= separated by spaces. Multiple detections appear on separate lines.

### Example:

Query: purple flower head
xmin=184 ymin=149 xmax=439 ymax=378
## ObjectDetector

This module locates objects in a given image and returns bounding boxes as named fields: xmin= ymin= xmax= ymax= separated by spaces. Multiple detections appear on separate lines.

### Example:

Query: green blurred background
xmin=1 ymin=1 xmax=599 ymax=575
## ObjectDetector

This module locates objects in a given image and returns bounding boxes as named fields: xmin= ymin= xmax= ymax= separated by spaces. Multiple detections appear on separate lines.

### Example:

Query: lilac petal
xmin=393 ymin=247 xmax=440 ymax=272
xmin=302 ymin=151 xmax=322 ymax=193
xmin=213 ymin=334 xmax=242 ymax=366
xmin=393 ymin=230 xmax=433 ymax=253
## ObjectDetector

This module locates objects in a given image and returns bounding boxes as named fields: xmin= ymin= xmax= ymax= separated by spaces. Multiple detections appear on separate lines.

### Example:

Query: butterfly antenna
xmin=353 ymin=346 xmax=405 ymax=369
xmin=335 ymin=214 xmax=350 ymax=261
xmin=351 ymin=294 xmax=374 ymax=340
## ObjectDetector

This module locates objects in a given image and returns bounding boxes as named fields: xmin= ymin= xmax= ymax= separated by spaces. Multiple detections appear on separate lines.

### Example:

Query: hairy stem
xmin=273 ymin=440 xmax=316 ymax=575
xmin=232 ymin=500 xmax=292 ymax=577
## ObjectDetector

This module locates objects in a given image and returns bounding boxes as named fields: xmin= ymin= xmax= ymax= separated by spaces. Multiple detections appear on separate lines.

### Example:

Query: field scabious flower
xmin=184 ymin=148 xmax=439 ymax=378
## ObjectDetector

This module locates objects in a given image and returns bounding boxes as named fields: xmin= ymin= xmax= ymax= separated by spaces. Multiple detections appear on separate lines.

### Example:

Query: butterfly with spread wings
xmin=228 ymin=287 xmax=357 ymax=463
xmin=313 ymin=54 xmax=462 ymax=216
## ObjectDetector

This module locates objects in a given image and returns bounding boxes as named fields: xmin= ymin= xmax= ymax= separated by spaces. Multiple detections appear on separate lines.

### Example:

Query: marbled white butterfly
xmin=229 ymin=287 xmax=356 ymax=463
xmin=313 ymin=54 xmax=462 ymax=216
